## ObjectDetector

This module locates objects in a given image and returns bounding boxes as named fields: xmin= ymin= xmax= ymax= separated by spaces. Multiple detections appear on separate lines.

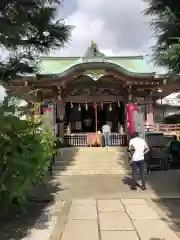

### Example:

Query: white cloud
xmin=54 ymin=0 xmax=154 ymax=57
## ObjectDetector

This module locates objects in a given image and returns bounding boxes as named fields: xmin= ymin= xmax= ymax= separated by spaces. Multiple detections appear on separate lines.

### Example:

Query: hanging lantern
xmin=71 ymin=102 xmax=73 ymax=108
xmin=118 ymin=101 xmax=120 ymax=107
xmin=78 ymin=103 xmax=81 ymax=111
xmin=85 ymin=102 xmax=88 ymax=111
xmin=109 ymin=103 xmax=112 ymax=111
xmin=101 ymin=102 xmax=103 ymax=109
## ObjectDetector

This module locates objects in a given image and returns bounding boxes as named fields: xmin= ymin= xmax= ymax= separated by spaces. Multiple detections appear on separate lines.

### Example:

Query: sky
xmin=0 ymin=0 xmax=159 ymax=100
xmin=55 ymin=0 xmax=154 ymax=56
xmin=55 ymin=0 xmax=174 ymax=99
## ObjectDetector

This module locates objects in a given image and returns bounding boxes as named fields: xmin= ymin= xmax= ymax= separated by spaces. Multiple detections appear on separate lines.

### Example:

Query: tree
xmin=144 ymin=0 xmax=180 ymax=74
xmin=0 ymin=0 xmax=71 ymax=208
xmin=0 ymin=0 xmax=73 ymax=82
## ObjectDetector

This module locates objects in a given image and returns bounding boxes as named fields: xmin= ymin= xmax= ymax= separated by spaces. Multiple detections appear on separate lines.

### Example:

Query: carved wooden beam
xmin=51 ymin=84 xmax=64 ymax=101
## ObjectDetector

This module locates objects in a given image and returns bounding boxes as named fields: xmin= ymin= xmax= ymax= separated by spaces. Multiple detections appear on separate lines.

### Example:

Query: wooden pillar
xmin=56 ymin=100 xmax=65 ymax=138
xmin=146 ymin=102 xmax=154 ymax=126
xmin=126 ymin=86 xmax=133 ymax=136
xmin=146 ymin=91 xmax=154 ymax=127
xmin=94 ymin=102 xmax=98 ymax=133
xmin=128 ymin=85 xmax=132 ymax=102
xmin=54 ymin=85 xmax=65 ymax=139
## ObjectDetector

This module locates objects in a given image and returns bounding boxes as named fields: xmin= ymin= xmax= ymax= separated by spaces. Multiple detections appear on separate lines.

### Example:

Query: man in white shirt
xmin=102 ymin=124 xmax=111 ymax=147
xmin=128 ymin=132 xmax=149 ymax=190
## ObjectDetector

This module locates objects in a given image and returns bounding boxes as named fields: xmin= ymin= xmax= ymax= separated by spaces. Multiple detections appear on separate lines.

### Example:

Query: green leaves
xmin=0 ymin=96 xmax=57 ymax=208
xmin=0 ymin=0 xmax=73 ymax=82
xmin=145 ymin=0 xmax=180 ymax=74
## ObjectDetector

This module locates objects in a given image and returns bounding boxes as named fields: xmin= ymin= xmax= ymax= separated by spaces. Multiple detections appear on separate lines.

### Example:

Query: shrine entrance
xmin=81 ymin=103 xmax=95 ymax=132
xmin=64 ymin=101 xmax=125 ymax=134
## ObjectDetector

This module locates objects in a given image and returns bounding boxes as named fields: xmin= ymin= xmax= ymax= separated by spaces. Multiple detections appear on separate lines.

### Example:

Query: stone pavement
xmin=60 ymin=198 xmax=180 ymax=240
xmin=17 ymin=171 xmax=180 ymax=240
xmin=53 ymin=171 xmax=180 ymax=200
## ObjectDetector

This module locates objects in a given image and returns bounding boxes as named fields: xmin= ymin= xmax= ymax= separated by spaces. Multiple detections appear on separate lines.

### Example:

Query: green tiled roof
xmin=38 ymin=40 xmax=154 ymax=76
xmin=105 ymin=57 xmax=153 ymax=73
xmin=39 ymin=56 xmax=153 ymax=75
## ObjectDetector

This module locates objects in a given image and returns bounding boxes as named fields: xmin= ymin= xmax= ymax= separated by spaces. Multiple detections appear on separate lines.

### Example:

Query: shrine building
xmin=6 ymin=41 xmax=180 ymax=146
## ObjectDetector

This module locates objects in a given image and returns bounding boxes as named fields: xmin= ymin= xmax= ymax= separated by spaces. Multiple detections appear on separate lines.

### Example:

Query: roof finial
xmin=91 ymin=40 xmax=97 ymax=55
xmin=83 ymin=40 xmax=105 ymax=58
xmin=91 ymin=40 xmax=96 ymax=48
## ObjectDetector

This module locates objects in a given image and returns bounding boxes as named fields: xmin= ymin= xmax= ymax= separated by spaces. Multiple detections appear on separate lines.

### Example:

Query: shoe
xmin=131 ymin=186 xmax=137 ymax=190
xmin=142 ymin=185 xmax=147 ymax=190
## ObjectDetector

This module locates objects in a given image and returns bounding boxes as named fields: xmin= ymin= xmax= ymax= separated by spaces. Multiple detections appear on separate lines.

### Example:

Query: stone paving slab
xmin=99 ymin=211 xmax=134 ymax=231
xmin=68 ymin=204 xmax=97 ymax=220
xmin=72 ymin=198 xmax=96 ymax=205
xmin=133 ymin=219 xmax=180 ymax=240
xmin=126 ymin=204 xmax=160 ymax=220
xmin=98 ymin=199 xmax=125 ymax=212
xmin=59 ymin=198 xmax=180 ymax=240
xmin=61 ymin=220 xmax=99 ymax=240
xmin=101 ymin=231 xmax=139 ymax=240
xmin=121 ymin=198 xmax=148 ymax=206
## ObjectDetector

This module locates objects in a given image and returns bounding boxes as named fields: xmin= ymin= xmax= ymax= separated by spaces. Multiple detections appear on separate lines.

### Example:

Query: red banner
xmin=42 ymin=108 xmax=52 ymax=112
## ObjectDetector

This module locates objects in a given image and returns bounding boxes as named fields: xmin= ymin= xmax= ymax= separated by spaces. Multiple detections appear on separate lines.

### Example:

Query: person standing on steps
xmin=128 ymin=132 xmax=149 ymax=190
xmin=102 ymin=123 xmax=111 ymax=147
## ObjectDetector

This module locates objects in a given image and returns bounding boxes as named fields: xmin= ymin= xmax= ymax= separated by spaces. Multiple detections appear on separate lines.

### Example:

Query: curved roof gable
xmin=39 ymin=56 xmax=154 ymax=75
xmin=38 ymin=41 xmax=154 ymax=76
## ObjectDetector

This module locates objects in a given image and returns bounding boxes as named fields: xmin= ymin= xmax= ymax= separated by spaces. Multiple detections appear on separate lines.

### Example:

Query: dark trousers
xmin=132 ymin=160 xmax=145 ymax=187
xmin=171 ymin=151 xmax=180 ymax=167
xmin=172 ymin=152 xmax=179 ymax=162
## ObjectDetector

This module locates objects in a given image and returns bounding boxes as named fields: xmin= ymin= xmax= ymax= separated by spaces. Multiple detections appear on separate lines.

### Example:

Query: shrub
xmin=0 ymin=97 xmax=56 ymax=209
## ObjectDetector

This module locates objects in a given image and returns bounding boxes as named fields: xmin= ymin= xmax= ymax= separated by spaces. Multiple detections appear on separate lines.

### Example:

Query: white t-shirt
xmin=129 ymin=137 xmax=149 ymax=162
xmin=102 ymin=125 xmax=111 ymax=133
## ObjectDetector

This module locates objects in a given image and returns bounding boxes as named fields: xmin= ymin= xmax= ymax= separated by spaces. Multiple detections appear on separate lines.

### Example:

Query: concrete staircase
xmin=53 ymin=147 xmax=130 ymax=176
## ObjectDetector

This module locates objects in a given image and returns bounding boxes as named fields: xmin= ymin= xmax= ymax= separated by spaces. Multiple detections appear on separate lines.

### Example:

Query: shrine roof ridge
xmin=38 ymin=55 xmax=155 ymax=76
xmin=40 ymin=55 xmax=145 ymax=60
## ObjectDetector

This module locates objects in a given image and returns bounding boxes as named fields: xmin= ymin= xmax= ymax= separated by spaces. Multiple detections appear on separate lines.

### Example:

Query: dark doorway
xmin=97 ymin=105 xmax=106 ymax=132
xmin=81 ymin=104 xmax=95 ymax=132
xmin=64 ymin=101 xmax=126 ymax=133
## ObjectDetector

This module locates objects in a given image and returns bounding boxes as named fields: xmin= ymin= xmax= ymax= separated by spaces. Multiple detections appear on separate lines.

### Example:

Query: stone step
xmin=57 ymin=148 xmax=127 ymax=154
xmin=58 ymin=155 xmax=127 ymax=158
xmin=54 ymin=169 xmax=130 ymax=176
xmin=53 ymin=147 xmax=129 ymax=176
xmin=57 ymin=151 xmax=128 ymax=155
xmin=58 ymin=154 xmax=127 ymax=157
xmin=54 ymin=164 xmax=129 ymax=168
xmin=54 ymin=164 xmax=128 ymax=168
xmin=56 ymin=160 xmax=128 ymax=164
xmin=55 ymin=159 xmax=128 ymax=164
xmin=54 ymin=160 xmax=129 ymax=165
xmin=53 ymin=165 xmax=128 ymax=170
xmin=57 ymin=154 xmax=128 ymax=159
